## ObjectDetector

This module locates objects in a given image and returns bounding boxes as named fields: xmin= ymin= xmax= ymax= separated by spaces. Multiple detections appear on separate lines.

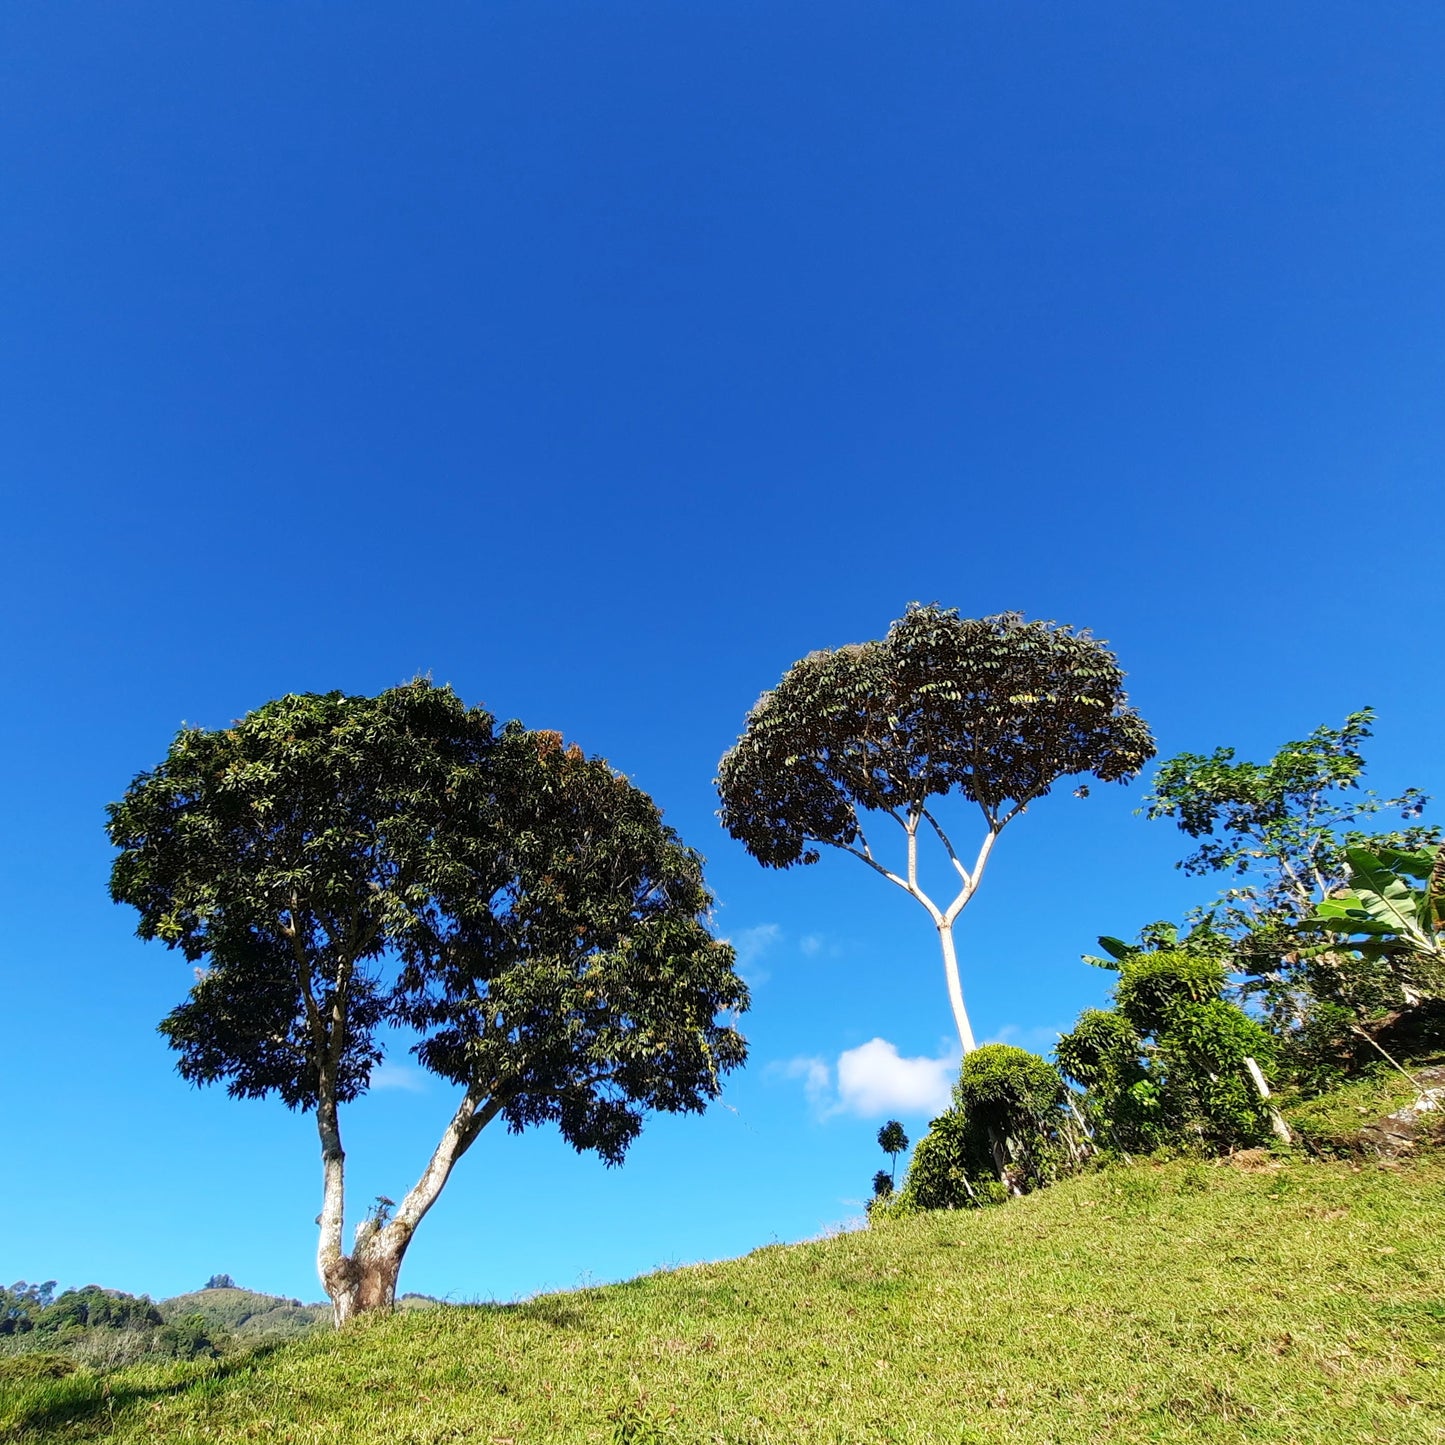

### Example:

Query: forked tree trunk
xmin=324 ymin=1225 xmax=412 ymax=1327
xmin=315 ymin=1087 xmax=501 ymax=1326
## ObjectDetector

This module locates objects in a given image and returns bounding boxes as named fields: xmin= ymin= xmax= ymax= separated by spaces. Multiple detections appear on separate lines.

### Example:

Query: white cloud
xmin=777 ymin=1055 xmax=832 ymax=1112
xmin=372 ymin=1062 xmax=427 ymax=1093
xmin=774 ymin=1037 xmax=958 ymax=1119
xmin=728 ymin=923 xmax=782 ymax=985
xmin=799 ymin=934 xmax=823 ymax=957
xmin=834 ymin=1038 xmax=957 ymax=1117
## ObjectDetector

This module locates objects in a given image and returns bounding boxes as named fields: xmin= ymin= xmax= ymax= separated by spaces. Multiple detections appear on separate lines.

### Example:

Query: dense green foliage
xmin=0 ymin=1285 xmax=219 ymax=1369
xmin=1058 ymin=949 xmax=1278 ymax=1155
xmin=1144 ymin=710 xmax=1439 ymax=1077
xmin=718 ymin=606 xmax=1154 ymax=871
xmin=108 ymin=682 xmax=747 ymax=1158
xmin=1301 ymin=843 xmax=1445 ymax=994
xmin=5 ymin=1157 xmax=1442 ymax=1443
xmin=107 ymin=681 xmax=748 ymax=1316
xmin=878 ymin=1045 xmax=1078 ymax=1215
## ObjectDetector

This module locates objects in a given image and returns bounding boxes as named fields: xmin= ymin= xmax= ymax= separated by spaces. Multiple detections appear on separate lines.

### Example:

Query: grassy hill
xmin=4 ymin=1149 xmax=1443 ymax=1444
xmin=155 ymin=1286 xmax=330 ymax=1340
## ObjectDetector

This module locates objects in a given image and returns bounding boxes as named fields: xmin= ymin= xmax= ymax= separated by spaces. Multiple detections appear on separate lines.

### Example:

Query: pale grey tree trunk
xmin=315 ymin=1087 xmax=502 ymax=1326
xmin=1243 ymin=1055 xmax=1293 ymax=1146
xmin=937 ymin=923 xmax=978 ymax=1055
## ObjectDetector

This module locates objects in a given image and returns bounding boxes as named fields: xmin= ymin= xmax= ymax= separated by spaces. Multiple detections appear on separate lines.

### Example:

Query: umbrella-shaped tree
xmin=716 ymin=606 xmax=1154 ymax=1052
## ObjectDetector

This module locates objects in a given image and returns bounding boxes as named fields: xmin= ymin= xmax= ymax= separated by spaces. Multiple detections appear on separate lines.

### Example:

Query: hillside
xmin=4 ymin=1152 xmax=1442 ymax=1444
xmin=156 ymin=1287 xmax=329 ymax=1340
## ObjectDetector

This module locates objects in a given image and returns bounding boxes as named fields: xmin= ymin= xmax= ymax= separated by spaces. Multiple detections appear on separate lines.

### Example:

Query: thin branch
xmin=833 ymin=841 xmax=943 ymax=924
xmin=835 ymin=843 xmax=911 ymax=893
xmin=919 ymin=807 xmax=971 ymax=886
xmin=287 ymin=893 xmax=325 ymax=1048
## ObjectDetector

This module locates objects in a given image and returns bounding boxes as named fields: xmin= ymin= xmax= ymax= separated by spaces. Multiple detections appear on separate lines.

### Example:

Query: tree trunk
xmin=316 ymin=1088 xmax=501 ymax=1326
xmin=325 ymin=1225 xmax=412 ymax=1327
xmin=937 ymin=922 xmax=977 ymax=1054
xmin=1242 ymin=1055 xmax=1293 ymax=1146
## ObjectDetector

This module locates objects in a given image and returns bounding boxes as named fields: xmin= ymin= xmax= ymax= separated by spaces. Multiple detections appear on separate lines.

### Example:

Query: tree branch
xmin=389 ymin=1089 xmax=506 ymax=1237
xmin=832 ymin=841 xmax=943 ymax=925
xmin=943 ymin=826 xmax=1002 ymax=927
xmin=919 ymin=807 xmax=971 ymax=886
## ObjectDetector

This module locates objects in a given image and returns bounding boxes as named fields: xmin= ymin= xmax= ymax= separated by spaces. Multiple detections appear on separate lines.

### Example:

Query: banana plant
xmin=1299 ymin=843 xmax=1445 ymax=993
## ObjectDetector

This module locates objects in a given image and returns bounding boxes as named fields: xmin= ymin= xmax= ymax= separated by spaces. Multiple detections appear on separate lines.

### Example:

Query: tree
xmin=1300 ymin=843 xmax=1445 ymax=992
xmin=876 ymin=1119 xmax=909 ymax=1187
xmin=1143 ymin=709 xmax=1437 ymax=1060
xmin=108 ymin=681 xmax=748 ymax=1325
xmin=716 ymin=606 xmax=1155 ymax=1051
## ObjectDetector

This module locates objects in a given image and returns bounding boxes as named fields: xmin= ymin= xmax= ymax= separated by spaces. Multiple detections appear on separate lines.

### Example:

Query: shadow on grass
xmin=493 ymin=1297 xmax=589 ymax=1330
xmin=0 ymin=1343 xmax=286 ymax=1442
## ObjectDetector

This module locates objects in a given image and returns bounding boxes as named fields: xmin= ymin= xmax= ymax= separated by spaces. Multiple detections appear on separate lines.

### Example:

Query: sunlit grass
xmin=5 ymin=1154 xmax=1443 ymax=1443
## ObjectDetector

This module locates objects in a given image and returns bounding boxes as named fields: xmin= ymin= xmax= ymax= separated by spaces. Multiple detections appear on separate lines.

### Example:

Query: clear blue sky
xmin=3 ymin=1 xmax=1442 ymax=1306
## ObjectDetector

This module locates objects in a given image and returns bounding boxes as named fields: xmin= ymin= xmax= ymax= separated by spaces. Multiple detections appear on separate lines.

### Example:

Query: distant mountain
xmin=157 ymin=1285 xmax=440 ymax=1336
xmin=157 ymin=1287 xmax=328 ymax=1338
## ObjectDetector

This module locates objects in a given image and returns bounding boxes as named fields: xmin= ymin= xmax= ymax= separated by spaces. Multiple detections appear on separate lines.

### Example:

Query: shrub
xmin=876 ymin=1046 xmax=1079 ymax=1218
xmin=1058 ymin=951 xmax=1278 ymax=1156
xmin=0 ymin=1353 xmax=76 ymax=1383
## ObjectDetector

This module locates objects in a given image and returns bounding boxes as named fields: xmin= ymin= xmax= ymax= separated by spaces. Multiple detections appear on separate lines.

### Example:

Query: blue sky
xmin=3 ymin=1 xmax=1442 ymax=1306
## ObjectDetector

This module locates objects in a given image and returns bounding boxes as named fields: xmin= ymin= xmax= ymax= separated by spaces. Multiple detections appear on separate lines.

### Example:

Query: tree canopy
xmin=717 ymin=605 xmax=1154 ymax=1049
xmin=108 ymin=680 xmax=747 ymax=1322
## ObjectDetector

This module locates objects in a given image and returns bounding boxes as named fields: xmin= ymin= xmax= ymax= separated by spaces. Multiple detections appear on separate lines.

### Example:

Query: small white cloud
xmin=372 ymin=1062 xmax=427 ymax=1093
xmin=728 ymin=923 xmax=782 ymax=985
xmin=834 ymin=1038 xmax=957 ymax=1118
xmin=776 ymin=1055 xmax=832 ymax=1111
xmin=799 ymin=934 xmax=823 ymax=957
xmin=774 ymin=1038 xmax=958 ymax=1119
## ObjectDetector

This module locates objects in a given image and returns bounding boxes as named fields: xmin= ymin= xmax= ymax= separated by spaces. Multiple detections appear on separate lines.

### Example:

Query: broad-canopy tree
xmin=108 ymin=681 xmax=748 ymax=1325
xmin=716 ymin=606 xmax=1154 ymax=1051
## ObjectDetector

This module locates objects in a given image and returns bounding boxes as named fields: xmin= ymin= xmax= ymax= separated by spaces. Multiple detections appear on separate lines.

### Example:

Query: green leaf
xmin=1096 ymin=935 xmax=1137 ymax=961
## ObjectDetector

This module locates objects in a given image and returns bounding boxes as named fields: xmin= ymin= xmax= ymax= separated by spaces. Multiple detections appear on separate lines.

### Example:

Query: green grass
xmin=1282 ymin=1064 xmax=1442 ymax=1155
xmin=5 ymin=1155 xmax=1444 ymax=1443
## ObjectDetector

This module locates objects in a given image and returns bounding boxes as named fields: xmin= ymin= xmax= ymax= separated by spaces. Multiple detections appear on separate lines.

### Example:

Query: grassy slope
xmin=4 ymin=1155 xmax=1443 ymax=1444
xmin=157 ymin=1288 xmax=329 ymax=1338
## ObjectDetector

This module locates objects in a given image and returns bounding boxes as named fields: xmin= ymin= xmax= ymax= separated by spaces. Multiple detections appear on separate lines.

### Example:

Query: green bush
xmin=877 ymin=1046 xmax=1078 ymax=1218
xmin=1058 ymin=950 xmax=1277 ymax=1156
xmin=0 ymin=1353 xmax=76 ymax=1383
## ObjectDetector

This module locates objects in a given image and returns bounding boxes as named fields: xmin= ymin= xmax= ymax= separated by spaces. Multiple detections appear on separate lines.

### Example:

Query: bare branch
xmin=391 ymin=1089 xmax=506 ymax=1236
xmin=943 ymin=826 xmax=1002 ymax=927
xmin=919 ymin=806 xmax=971 ymax=886
xmin=833 ymin=841 xmax=943 ymax=925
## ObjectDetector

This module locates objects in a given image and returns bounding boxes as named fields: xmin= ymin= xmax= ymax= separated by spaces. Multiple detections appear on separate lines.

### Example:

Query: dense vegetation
xmin=875 ymin=710 xmax=1443 ymax=1216
xmin=107 ymin=681 xmax=748 ymax=1322
xmin=0 ymin=1281 xmax=338 ymax=1377
xmin=62 ymin=615 xmax=1439 ymax=1443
